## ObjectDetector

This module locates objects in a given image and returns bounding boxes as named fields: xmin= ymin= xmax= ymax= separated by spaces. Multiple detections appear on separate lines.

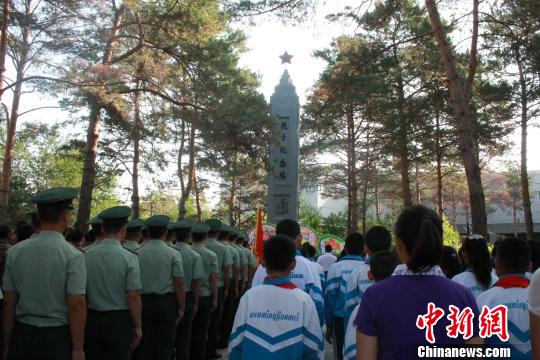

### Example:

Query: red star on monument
xmin=279 ymin=51 xmax=293 ymax=64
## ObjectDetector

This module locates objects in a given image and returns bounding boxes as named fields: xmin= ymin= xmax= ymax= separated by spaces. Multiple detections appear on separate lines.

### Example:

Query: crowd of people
xmin=0 ymin=187 xmax=258 ymax=360
xmin=0 ymin=187 xmax=539 ymax=360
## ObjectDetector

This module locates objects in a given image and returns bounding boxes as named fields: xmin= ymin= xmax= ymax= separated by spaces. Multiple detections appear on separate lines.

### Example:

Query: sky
xmin=4 ymin=1 xmax=540 ymax=206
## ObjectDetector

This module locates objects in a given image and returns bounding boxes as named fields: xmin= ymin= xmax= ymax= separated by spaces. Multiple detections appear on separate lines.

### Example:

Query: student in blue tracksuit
xmin=229 ymin=235 xmax=323 ymax=360
xmin=344 ymin=226 xmax=391 ymax=323
xmin=343 ymin=251 xmax=399 ymax=360
xmin=252 ymin=219 xmax=324 ymax=327
xmin=325 ymin=232 xmax=364 ymax=360
xmin=477 ymin=237 xmax=532 ymax=359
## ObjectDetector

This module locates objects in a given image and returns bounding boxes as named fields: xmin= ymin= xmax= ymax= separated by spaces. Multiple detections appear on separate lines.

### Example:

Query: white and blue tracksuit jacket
xmin=228 ymin=277 xmax=324 ymax=360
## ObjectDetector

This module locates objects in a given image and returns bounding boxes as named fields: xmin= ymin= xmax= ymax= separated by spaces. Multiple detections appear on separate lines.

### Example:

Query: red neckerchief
xmin=494 ymin=275 xmax=530 ymax=289
xmin=263 ymin=275 xmax=297 ymax=289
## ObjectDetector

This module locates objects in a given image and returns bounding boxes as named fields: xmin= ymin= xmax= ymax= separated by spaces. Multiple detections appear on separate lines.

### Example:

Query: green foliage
xmin=1 ymin=123 xmax=119 ymax=224
xmin=322 ymin=211 xmax=348 ymax=239
xmin=299 ymin=198 xmax=322 ymax=232
xmin=443 ymin=216 xmax=461 ymax=250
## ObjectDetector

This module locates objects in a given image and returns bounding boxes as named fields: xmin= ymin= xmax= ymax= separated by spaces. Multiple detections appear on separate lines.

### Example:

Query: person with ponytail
xmin=354 ymin=206 xmax=482 ymax=360
xmin=452 ymin=234 xmax=498 ymax=298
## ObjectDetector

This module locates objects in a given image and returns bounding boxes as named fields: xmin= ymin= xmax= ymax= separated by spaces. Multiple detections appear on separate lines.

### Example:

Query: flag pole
xmin=255 ymin=207 xmax=264 ymax=263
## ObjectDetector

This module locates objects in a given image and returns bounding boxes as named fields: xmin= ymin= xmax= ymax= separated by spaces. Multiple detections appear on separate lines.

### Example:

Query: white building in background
xmin=300 ymin=170 xmax=540 ymax=237
xmin=300 ymin=184 xmax=347 ymax=217
xmin=455 ymin=170 xmax=540 ymax=235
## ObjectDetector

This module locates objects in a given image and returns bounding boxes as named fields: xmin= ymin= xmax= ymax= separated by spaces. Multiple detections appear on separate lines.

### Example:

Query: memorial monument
xmin=267 ymin=52 xmax=300 ymax=223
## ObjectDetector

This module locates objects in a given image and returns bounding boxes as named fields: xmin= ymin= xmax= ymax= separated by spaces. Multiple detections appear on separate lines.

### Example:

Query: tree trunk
xmin=347 ymin=104 xmax=359 ymax=233
xmin=400 ymin=153 xmax=412 ymax=208
xmin=395 ymin=48 xmax=412 ymax=208
xmin=193 ymin=173 xmax=202 ymax=221
xmin=450 ymin=189 xmax=457 ymax=226
xmin=374 ymin=175 xmax=381 ymax=221
xmin=361 ymin=172 xmax=369 ymax=235
xmin=425 ymin=0 xmax=488 ymax=236
xmin=178 ymin=125 xmax=196 ymax=220
xmin=131 ymin=69 xmax=143 ymax=219
xmin=513 ymin=200 xmax=518 ymax=238
xmin=75 ymin=5 xmax=127 ymax=231
xmin=229 ymin=173 xmax=237 ymax=227
xmin=515 ymin=49 xmax=534 ymax=240
xmin=0 ymin=7 xmax=30 ymax=218
xmin=414 ymin=161 xmax=421 ymax=205
xmin=435 ymin=111 xmax=444 ymax=217
xmin=0 ymin=0 xmax=10 ymax=101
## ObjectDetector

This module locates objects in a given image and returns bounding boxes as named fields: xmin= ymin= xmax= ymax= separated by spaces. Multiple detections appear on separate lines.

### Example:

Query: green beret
xmin=88 ymin=216 xmax=103 ymax=225
xmin=192 ymin=223 xmax=210 ymax=234
xmin=205 ymin=219 xmax=222 ymax=232
xmin=99 ymin=206 xmax=132 ymax=220
xmin=174 ymin=220 xmax=196 ymax=230
xmin=31 ymin=187 xmax=78 ymax=204
xmin=127 ymin=218 xmax=145 ymax=230
xmin=145 ymin=214 xmax=171 ymax=227
xmin=167 ymin=223 xmax=175 ymax=231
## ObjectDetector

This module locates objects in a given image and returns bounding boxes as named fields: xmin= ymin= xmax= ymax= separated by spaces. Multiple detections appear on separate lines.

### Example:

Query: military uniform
xmin=3 ymin=187 xmax=86 ymax=360
xmin=84 ymin=216 xmax=104 ymax=251
xmin=204 ymin=220 xmax=233 ymax=359
xmin=166 ymin=223 xmax=175 ymax=246
xmin=123 ymin=218 xmax=144 ymax=251
xmin=133 ymin=215 xmax=184 ymax=360
xmin=189 ymin=224 xmax=219 ymax=360
xmin=172 ymin=220 xmax=205 ymax=360
xmin=218 ymin=228 xmax=243 ymax=349
xmin=85 ymin=206 xmax=142 ymax=360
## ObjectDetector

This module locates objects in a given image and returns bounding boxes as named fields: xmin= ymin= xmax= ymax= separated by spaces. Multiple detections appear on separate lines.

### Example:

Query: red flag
xmin=255 ymin=208 xmax=264 ymax=260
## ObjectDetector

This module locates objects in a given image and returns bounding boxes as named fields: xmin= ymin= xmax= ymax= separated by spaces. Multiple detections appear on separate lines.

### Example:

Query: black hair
xmin=300 ymin=242 xmax=310 ymax=257
xmin=307 ymin=244 xmax=317 ymax=258
xmin=495 ymin=237 xmax=530 ymax=274
xmin=142 ymin=228 xmax=149 ymax=238
xmin=228 ymin=232 xmax=237 ymax=241
xmin=0 ymin=224 xmax=11 ymax=239
xmin=91 ymin=223 xmax=104 ymax=237
xmin=16 ymin=223 xmax=34 ymax=242
xmin=370 ymin=250 xmax=399 ymax=281
xmin=64 ymin=228 xmax=83 ymax=244
xmin=175 ymin=228 xmax=191 ymax=242
xmin=440 ymin=245 xmax=463 ymax=279
xmin=192 ymin=232 xmax=207 ymax=242
xmin=208 ymin=230 xmax=219 ymax=238
xmin=345 ymin=232 xmax=364 ymax=256
xmin=365 ymin=226 xmax=392 ymax=253
xmin=263 ymin=235 xmax=296 ymax=271
xmin=37 ymin=199 xmax=72 ymax=224
xmin=85 ymin=229 xmax=96 ymax=243
xmin=325 ymin=244 xmax=333 ymax=253
xmin=102 ymin=218 xmax=129 ymax=235
xmin=529 ymin=241 xmax=540 ymax=273
xmin=29 ymin=212 xmax=41 ymax=228
xmin=462 ymin=236 xmax=492 ymax=289
xmin=235 ymin=236 xmax=243 ymax=244
xmin=276 ymin=219 xmax=301 ymax=239
xmin=167 ymin=229 xmax=175 ymax=240
xmin=243 ymin=240 xmax=249 ymax=247
xmin=394 ymin=205 xmax=443 ymax=273
xmin=148 ymin=225 xmax=167 ymax=239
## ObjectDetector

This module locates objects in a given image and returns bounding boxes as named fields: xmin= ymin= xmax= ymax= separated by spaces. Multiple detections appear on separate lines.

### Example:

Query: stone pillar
xmin=267 ymin=70 xmax=300 ymax=224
